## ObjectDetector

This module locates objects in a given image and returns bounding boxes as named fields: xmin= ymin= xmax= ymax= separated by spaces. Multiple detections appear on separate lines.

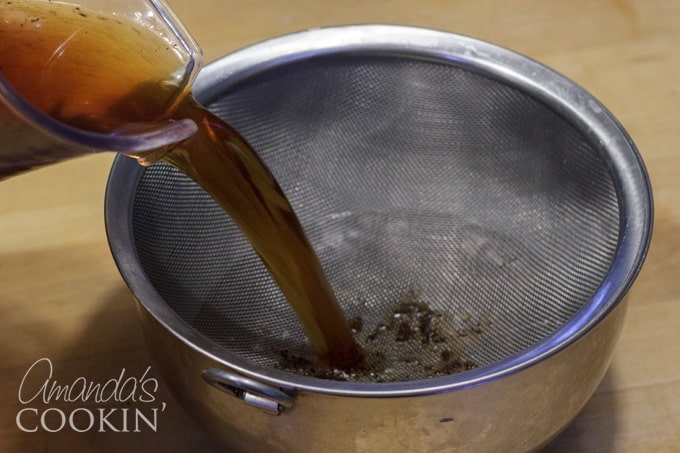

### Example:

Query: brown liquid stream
xmin=1 ymin=1 xmax=361 ymax=369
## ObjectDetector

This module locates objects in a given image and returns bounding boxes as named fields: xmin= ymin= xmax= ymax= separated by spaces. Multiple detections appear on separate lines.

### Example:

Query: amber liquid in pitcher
xmin=0 ymin=1 xmax=361 ymax=369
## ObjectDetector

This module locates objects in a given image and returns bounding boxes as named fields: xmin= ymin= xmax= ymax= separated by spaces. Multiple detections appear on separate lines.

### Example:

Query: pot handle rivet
xmin=201 ymin=368 xmax=294 ymax=415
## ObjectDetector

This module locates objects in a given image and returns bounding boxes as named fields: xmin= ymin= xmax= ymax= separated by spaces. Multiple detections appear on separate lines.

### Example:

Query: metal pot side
xmin=136 ymin=293 xmax=627 ymax=453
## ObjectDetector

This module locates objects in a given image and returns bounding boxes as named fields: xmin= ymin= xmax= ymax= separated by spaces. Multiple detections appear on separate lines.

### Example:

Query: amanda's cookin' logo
xmin=16 ymin=358 xmax=167 ymax=433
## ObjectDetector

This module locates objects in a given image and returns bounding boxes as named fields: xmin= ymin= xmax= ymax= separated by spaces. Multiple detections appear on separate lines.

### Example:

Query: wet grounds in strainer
xmin=275 ymin=285 xmax=482 ymax=382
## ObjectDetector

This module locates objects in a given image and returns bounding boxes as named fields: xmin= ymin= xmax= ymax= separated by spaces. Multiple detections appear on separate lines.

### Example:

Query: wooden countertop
xmin=1 ymin=0 xmax=678 ymax=451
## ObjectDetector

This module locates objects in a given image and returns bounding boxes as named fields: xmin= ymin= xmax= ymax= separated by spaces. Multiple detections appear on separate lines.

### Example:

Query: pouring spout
xmin=110 ymin=118 xmax=198 ymax=153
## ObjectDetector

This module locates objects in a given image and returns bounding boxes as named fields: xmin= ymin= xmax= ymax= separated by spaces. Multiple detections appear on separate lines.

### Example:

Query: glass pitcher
xmin=0 ymin=0 xmax=202 ymax=179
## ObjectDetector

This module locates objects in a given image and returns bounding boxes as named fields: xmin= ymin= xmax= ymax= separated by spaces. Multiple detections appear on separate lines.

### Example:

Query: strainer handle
xmin=201 ymin=368 xmax=294 ymax=416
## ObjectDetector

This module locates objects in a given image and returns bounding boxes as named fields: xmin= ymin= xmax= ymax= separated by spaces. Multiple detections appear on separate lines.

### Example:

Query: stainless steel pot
xmin=105 ymin=25 xmax=652 ymax=452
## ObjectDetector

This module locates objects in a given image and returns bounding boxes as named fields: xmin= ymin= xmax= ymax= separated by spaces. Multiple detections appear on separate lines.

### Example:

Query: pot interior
xmin=128 ymin=52 xmax=621 ymax=382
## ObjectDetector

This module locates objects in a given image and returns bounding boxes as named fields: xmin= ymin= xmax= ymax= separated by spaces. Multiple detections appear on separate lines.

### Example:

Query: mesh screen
xmin=131 ymin=55 xmax=620 ymax=382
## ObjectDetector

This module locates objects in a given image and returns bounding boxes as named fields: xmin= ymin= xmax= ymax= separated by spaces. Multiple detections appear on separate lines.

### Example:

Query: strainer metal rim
xmin=105 ymin=24 xmax=653 ymax=397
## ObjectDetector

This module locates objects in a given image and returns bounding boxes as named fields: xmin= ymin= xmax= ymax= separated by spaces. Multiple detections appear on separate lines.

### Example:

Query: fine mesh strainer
xmin=106 ymin=25 xmax=652 ymax=452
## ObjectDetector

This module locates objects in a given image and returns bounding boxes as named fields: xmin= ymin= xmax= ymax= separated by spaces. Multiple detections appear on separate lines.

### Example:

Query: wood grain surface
xmin=1 ymin=0 xmax=678 ymax=451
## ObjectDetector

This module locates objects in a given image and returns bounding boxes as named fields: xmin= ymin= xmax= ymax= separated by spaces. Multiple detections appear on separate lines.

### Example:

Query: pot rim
xmin=105 ymin=24 xmax=653 ymax=397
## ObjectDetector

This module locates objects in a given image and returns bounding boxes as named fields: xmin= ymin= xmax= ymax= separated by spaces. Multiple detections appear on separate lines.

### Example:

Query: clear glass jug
xmin=0 ymin=0 xmax=202 ymax=178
